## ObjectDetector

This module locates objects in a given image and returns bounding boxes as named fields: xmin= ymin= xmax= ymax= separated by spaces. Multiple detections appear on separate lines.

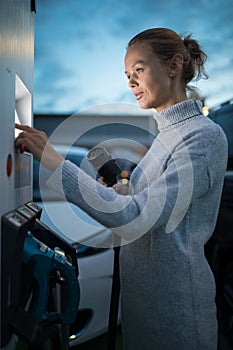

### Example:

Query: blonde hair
xmin=127 ymin=28 xmax=208 ymax=85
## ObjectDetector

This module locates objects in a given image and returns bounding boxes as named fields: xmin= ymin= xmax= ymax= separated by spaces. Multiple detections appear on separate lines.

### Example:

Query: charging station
xmin=0 ymin=0 xmax=34 ymax=215
xmin=0 ymin=2 xmax=80 ymax=349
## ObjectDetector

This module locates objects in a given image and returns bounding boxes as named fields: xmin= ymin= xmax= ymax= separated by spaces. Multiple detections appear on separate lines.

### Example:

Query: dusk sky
xmin=34 ymin=0 xmax=233 ymax=114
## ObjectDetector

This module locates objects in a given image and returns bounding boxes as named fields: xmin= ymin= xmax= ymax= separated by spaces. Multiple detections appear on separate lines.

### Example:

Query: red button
xmin=7 ymin=154 xmax=12 ymax=177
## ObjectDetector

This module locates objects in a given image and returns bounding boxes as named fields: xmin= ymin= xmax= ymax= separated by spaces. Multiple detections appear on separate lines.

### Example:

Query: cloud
xmin=34 ymin=0 xmax=233 ymax=113
xmin=34 ymin=58 xmax=80 ymax=111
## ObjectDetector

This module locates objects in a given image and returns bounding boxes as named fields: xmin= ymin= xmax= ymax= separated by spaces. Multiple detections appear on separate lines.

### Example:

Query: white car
xmin=33 ymin=145 xmax=115 ymax=346
xmin=33 ymin=143 xmax=147 ymax=345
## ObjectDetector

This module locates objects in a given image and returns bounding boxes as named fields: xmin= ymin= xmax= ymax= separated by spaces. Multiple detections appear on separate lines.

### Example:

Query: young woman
xmin=15 ymin=28 xmax=227 ymax=349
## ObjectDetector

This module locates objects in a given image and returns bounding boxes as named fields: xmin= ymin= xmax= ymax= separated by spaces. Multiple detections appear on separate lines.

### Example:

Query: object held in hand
xmin=86 ymin=146 xmax=123 ymax=187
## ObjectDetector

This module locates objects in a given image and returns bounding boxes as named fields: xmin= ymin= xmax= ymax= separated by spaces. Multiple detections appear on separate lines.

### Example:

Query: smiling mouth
xmin=135 ymin=92 xmax=143 ymax=100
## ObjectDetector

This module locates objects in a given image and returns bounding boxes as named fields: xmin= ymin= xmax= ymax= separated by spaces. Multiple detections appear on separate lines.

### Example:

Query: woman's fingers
xmin=14 ymin=125 xmax=64 ymax=170
xmin=14 ymin=133 xmax=31 ymax=153
xmin=15 ymin=129 xmax=44 ymax=156
xmin=15 ymin=123 xmax=39 ymax=133
xmin=98 ymin=177 xmax=108 ymax=187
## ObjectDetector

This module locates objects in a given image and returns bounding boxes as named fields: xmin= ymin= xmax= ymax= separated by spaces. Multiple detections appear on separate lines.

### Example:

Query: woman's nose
xmin=128 ymin=75 xmax=139 ymax=88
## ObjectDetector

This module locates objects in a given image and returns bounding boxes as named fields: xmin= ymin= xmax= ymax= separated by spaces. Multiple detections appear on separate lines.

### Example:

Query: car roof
xmin=53 ymin=144 xmax=89 ymax=156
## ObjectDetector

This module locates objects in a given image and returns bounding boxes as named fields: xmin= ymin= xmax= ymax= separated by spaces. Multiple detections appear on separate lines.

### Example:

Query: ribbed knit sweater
xmin=47 ymin=99 xmax=228 ymax=349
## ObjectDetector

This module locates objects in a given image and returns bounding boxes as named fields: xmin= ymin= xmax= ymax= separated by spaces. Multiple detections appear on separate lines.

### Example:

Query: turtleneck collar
xmin=153 ymin=99 xmax=203 ymax=131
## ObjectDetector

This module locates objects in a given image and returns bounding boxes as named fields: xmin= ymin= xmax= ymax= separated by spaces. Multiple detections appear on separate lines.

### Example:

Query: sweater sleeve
xmin=46 ymin=146 xmax=211 ymax=242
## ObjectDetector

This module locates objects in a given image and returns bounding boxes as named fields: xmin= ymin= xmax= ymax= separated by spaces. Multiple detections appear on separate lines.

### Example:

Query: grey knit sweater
xmin=47 ymin=99 xmax=228 ymax=349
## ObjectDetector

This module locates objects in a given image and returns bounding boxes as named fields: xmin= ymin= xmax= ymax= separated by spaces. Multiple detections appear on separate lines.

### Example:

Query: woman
xmin=15 ymin=28 xmax=227 ymax=349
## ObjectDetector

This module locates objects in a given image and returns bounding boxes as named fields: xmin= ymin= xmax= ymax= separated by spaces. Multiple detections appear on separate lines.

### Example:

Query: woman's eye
xmin=125 ymin=68 xmax=143 ymax=80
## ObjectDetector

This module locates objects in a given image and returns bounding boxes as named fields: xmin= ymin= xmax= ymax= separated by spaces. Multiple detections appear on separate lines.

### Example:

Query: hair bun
xmin=183 ymin=34 xmax=208 ymax=81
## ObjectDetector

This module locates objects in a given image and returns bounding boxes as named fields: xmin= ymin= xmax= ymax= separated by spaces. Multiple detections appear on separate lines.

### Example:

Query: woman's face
xmin=124 ymin=42 xmax=173 ymax=111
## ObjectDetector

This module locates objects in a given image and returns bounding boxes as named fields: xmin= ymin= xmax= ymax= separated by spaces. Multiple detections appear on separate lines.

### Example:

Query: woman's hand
xmin=97 ymin=177 xmax=108 ymax=187
xmin=98 ymin=177 xmax=129 ymax=194
xmin=15 ymin=124 xmax=64 ymax=171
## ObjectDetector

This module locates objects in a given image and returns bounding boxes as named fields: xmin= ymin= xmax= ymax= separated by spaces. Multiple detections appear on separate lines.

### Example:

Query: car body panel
xmin=33 ymin=145 xmax=116 ymax=345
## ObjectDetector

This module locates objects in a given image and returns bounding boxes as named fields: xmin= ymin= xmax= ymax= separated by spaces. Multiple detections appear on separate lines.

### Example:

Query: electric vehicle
xmin=33 ymin=143 xmax=145 ymax=345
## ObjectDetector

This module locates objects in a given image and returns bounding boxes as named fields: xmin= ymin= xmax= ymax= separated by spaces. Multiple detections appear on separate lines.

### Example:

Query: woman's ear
xmin=169 ymin=54 xmax=184 ymax=77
